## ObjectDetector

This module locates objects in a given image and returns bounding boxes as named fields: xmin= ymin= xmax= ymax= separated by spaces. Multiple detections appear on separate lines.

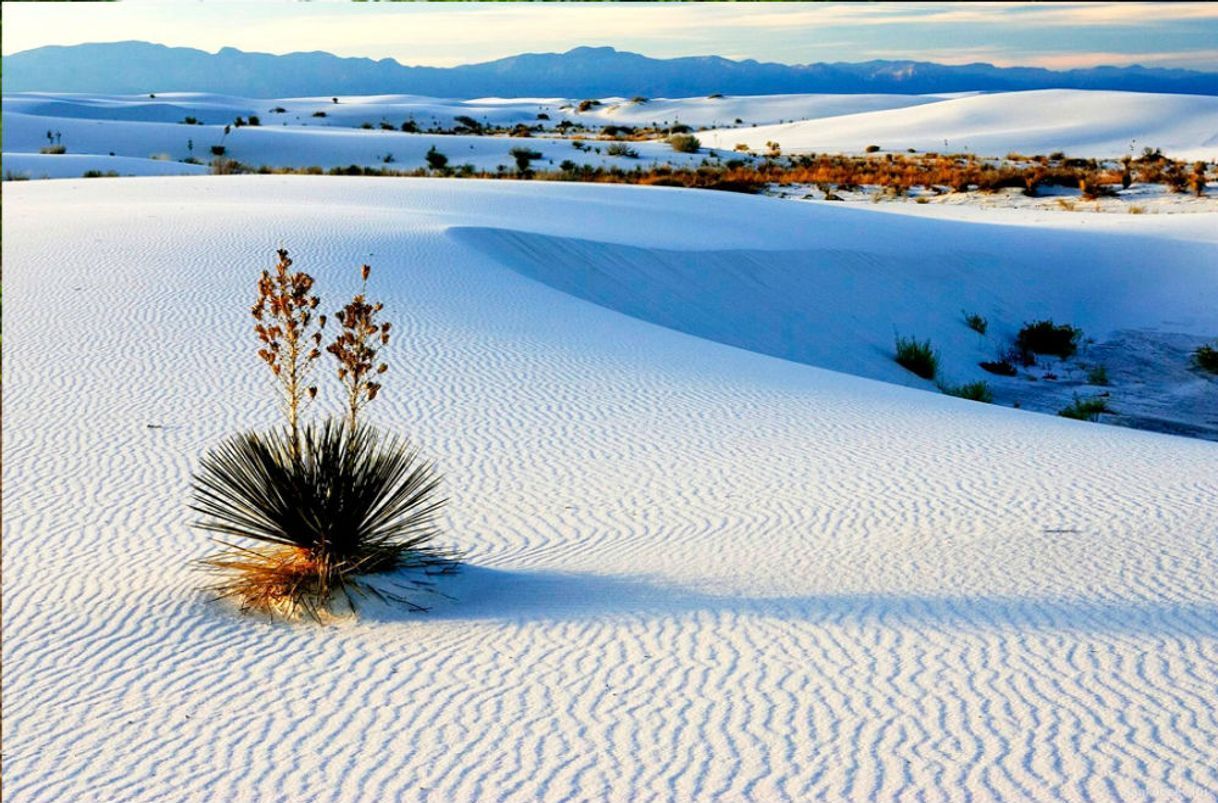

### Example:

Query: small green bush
xmin=865 ymin=145 xmax=881 ymax=153
xmin=1058 ymin=394 xmax=1111 ymax=421
xmin=1086 ymin=364 xmax=1110 ymax=385
xmin=576 ymin=99 xmax=602 ymax=112
xmin=1017 ymin=319 xmax=1082 ymax=360
xmin=1193 ymin=343 xmax=1218 ymax=374
xmin=668 ymin=134 xmax=701 ymax=153
xmin=425 ymin=146 xmax=448 ymax=171
xmin=939 ymin=380 xmax=993 ymax=403
xmin=894 ymin=335 xmax=939 ymax=380
xmin=210 ymin=145 xmax=227 ymax=156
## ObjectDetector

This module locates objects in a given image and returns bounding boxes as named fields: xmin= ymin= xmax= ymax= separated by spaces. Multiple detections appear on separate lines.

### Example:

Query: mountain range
xmin=5 ymin=42 xmax=1217 ymax=98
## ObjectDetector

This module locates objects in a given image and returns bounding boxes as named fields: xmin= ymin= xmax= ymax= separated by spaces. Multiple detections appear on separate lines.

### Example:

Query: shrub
xmin=39 ymin=145 xmax=67 ymax=154
xmin=1193 ymin=343 xmax=1218 ymax=374
xmin=246 ymin=116 xmax=260 ymax=127
xmin=979 ymin=359 xmax=1017 ymax=376
xmin=894 ymin=335 xmax=939 ymax=380
xmin=606 ymin=142 xmax=639 ymax=158
xmin=425 ymin=146 xmax=448 ymax=171
xmin=82 ymin=170 xmax=120 ymax=178
xmin=182 ymin=116 xmax=200 ymax=125
xmin=865 ymin=145 xmax=881 ymax=153
xmin=192 ymin=421 xmax=456 ymax=620
xmin=360 ymin=122 xmax=373 ymax=130
xmin=939 ymin=380 xmax=993 ymax=403
xmin=963 ymin=311 xmax=988 ymax=335
xmin=210 ymin=145 xmax=227 ymax=156
xmin=510 ymin=146 xmax=543 ymax=171
xmin=631 ymin=96 xmax=648 ymax=103
xmin=270 ymin=107 xmax=287 ymax=114
xmin=1086 ymin=364 xmax=1110 ymax=386
xmin=668 ymin=134 xmax=701 ymax=153
xmin=1016 ymin=320 xmax=1082 ymax=360
xmin=453 ymin=115 xmax=482 ymax=133
xmin=1058 ymin=394 xmax=1111 ymax=421
xmin=576 ymin=99 xmax=601 ymax=112
xmin=707 ymin=93 xmax=724 ymax=99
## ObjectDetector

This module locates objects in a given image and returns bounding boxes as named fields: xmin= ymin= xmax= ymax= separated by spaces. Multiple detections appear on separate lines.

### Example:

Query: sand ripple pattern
xmin=4 ymin=177 xmax=1218 ymax=802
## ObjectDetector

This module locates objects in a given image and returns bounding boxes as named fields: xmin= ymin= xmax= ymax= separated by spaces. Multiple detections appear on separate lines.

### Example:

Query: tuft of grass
xmin=963 ymin=311 xmax=988 ymax=335
xmin=939 ymin=380 xmax=993 ymax=403
xmin=192 ymin=420 xmax=458 ymax=620
xmin=1086 ymin=364 xmax=1110 ymax=386
xmin=39 ymin=145 xmax=67 ymax=155
xmin=1017 ymin=319 xmax=1082 ymax=361
xmin=1193 ymin=342 xmax=1218 ymax=374
xmin=82 ymin=170 xmax=120 ymax=178
xmin=894 ymin=335 xmax=939 ymax=380
xmin=1058 ymin=394 xmax=1112 ymax=422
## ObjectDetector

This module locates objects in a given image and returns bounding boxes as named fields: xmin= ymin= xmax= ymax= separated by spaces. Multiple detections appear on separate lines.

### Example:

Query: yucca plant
xmin=192 ymin=250 xmax=457 ymax=620
xmin=193 ymin=420 xmax=457 ymax=620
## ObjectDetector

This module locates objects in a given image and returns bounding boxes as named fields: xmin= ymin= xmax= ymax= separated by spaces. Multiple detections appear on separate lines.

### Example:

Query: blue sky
xmin=4 ymin=1 xmax=1217 ymax=71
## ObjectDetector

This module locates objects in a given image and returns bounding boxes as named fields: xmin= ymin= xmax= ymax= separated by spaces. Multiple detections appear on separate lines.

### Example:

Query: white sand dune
xmin=1 ymin=110 xmax=708 ymax=175
xmin=2 ymin=90 xmax=943 ymax=130
xmin=703 ymin=89 xmax=1218 ymax=159
xmin=4 ymin=176 xmax=1217 ymax=800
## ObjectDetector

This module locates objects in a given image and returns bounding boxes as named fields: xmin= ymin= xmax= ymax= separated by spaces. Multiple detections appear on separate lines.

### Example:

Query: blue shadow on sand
xmin=359 ymin=565 xmax=1218 ymax=637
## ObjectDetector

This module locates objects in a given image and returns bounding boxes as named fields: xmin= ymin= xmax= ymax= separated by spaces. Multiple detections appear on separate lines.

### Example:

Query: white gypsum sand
xmin=4 ymin=89 xmax=1217 ymax=179
xmin=3 ymin=176 xmax=1217 ymax=801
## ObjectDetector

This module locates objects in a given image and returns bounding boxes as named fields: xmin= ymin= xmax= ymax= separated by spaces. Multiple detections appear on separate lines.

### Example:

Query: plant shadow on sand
xmin=359 ymin=565 xmax=1218 ymax=637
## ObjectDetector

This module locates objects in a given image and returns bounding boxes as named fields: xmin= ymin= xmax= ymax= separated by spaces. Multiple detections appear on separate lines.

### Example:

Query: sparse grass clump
xmin=1193 ymin=342 xmax=1218 ymax=374
xmin=668 ymin=134 xmax=701 ymax=154
xmin=39 ymin=145 xmax=67 ymax=155
xmin=1016 ymin=319 xmax=1082 ymax=360
xmin=606 ymin=142 xmax=639 ymax=158
xmin=939 ymin=380 xmax=993 ymax=403
xmin=894 ymin=335 xmax=939 ymax=380
xmin=1058 ymin=394 xmax=1111 ymax=421
xmin=963 ymin=311 xmax=988 ymax=335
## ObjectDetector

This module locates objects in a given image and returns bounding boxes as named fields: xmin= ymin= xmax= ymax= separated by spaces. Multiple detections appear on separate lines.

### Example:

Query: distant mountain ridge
xmin=5 ymin=42 xmax=1217 ymax=98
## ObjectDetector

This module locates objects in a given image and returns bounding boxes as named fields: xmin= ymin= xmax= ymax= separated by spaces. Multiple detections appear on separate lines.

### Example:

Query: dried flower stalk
xmin=252 ymin=248 xmax=325 ymax=454
xmin=328 ymin=264 xmax=390 ymax=433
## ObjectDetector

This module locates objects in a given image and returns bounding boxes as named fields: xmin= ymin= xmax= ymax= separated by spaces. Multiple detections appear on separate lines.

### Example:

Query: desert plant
xmin=1086 ymin=364 xmax=1110 ymax=385
xmin=939 ymin=380 xmax=993 ymax=403
xmin=211 ymin=145 xmax=226 ymax=156
xmin=327 ymin=264 xmax=390 ymax=434
xmin=425 ymin=146 xmax=448 ymax=171
xmin=894 ymin=335 xmax=939 ymax=380
xmin=1017 ymin=319 xmax=1082 ymax=360
xmin=865 ymin=145 xmax=881 ymax=153
xmin=182 ymin=116 xmax=200 ymax=125
xmin=248 ymin=115 xmax=261 ymax=127
xmin=192 ymin=420 xmax=455 ymax=620
xmin=39 ymin=145 xmax=67 ymax=155
xmin=312 ymin=111 xmax=327 ymax=118
xmin=1058 ymin=394 xmax=1111 ymax=421
xmin=510 ymin=146 xmax=543 ymax=172
xmin=963 ymin=311 xmax=988 ymax=335
xmin=1193 ymin=342 xmax=1218 ymax=374
xmin=668 ymin=134 xmax=701 ymax=153
xmin=576 ymin=99 xmax=602 ymax=112
xmin=252 ymin=249 xmax=326 ymax=455
xmin=606 ymin=142 xmax=639 ymax=158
